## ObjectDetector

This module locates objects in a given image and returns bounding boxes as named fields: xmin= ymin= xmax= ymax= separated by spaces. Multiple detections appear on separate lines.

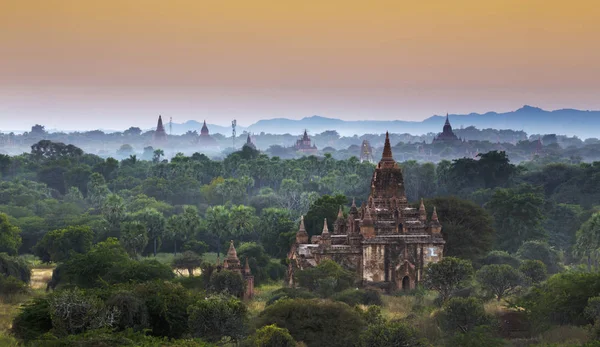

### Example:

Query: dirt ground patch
xmin=30 ymin=267 xmax=54 ymax=290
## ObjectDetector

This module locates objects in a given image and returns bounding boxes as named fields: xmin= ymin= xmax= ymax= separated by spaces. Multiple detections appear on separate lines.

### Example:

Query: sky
xmin=1 ymin=0 xmax=599 ymax=131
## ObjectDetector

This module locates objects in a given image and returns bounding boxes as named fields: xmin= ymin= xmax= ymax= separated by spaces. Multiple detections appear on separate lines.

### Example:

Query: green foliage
xmin=183 ymin=240 xmax=209 ymax=256
xmin=209 ymin=270 xmax=245 ymax=297
xmin=48 ymin=288 xmax=115 ymax=336
xmin=266 ymin=287 xmax=317 ymax=306
xmin=476 ymin=264 xmax=523 ymax=301
xmin=516 ymin=271 xmax=600 ymax=327
xmin=0 ymin=213 xmax=21 ymax=255
xmin=11 ymin=296 xmax=53 ymax=341
xmin=438 ymin=297 xmax=490 ymax=334
xmin=33 ymin=225 xmax=94 ymax=263
xmin=105 ymin=291 xmax=150 ymax=332
xmin=519 ymin=260 xmax=548 ymax=284
xmin=237 ymin=242 xmax=283 ymax=285
xmin=258 ymin=208 xmax=295 ymax=257
xmin=0 ymin=252 xmax=31 ymax=283
xmin=243 ymin=324 xmax=296 ymax=347
xmin=517 ymin=240 xmax=562 ymax=274
xmin=135 ymin=281 xmax=194 ymax=338
xmin=0 ymin=274 xmax=28 ymax=299
xmin=574 ymin=212 xmax=600 ymax=270
xmin=187 ymin=294 xmax=248 ymax=343
xmin=256 ymin=298 xmax=366 ymax=347
xmin=105 ymin=259 xmax=175 ymax=284
xmin=120 ymin=221 xmax=149 ymax=258
xmin=358 ymin=321 xmax=429 ymax=347
xmin=132 ymin=208 xmax=166 ymax=256
xmin=172 ymin=251 xmax=203 ymax=276
xmin=480 ymin=250 xmax=521 ymax=268
xmin=445 ymin=326 xmax=505 ymax=347
xmin=295 ymin=259 xmax=356 ymax=297
xmin=423 ymin=257 xmax=474 ymax=302
xmin=423 ymin=197 xmax=495 ymax=262
xmin=487 ymin=184 xmax=546 ymax=252
xmin=331 ymin=288 xmax=383 ymax=306
xmin=304 ymin=194 xmax=347 ymax=236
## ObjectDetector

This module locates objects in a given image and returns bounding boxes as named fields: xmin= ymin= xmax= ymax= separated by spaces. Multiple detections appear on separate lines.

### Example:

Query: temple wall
xmin=362 ymin=244 xmax=386 ymax=283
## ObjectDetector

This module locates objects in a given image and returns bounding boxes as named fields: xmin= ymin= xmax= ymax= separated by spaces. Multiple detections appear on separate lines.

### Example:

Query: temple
xmin=287 ymin=132 xmax=445 ymax=292
xmin=294 ymin=130 xmax=318 ymax=154
xmin=222 ymin=240 xmax=254 ymax=299
xmin=432 ymin=114 xmax=460 ymax=144
xmin=359 ymin=139 xmax=374 ymax=163
xmin=153 ymin=115 xmax=168 ymax=144
xmin=242 ymin=133 xmax=257 ymax=150
xmin=197 ymin=120 xmax=219 ymax=148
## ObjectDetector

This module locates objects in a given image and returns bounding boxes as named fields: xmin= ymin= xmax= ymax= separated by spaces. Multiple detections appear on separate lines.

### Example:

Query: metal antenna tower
xmin=232 ymin=119 xmax=237 ymax=149
xmin=169 ymin=117 xmax=173 ymax=136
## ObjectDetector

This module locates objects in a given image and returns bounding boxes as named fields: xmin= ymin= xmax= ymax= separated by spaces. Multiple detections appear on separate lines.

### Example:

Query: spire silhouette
xmin=381 ymin=131 xmax=394 ymax=161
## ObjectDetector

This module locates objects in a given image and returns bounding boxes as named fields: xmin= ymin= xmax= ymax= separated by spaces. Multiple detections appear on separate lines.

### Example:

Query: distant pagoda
xmin=197 ymin=120 xmax=219 ymax=148
xmin=432 ymin=114 xmax=460 ymax=144
xmin=360 ymin=140 xmax=374 ymax=163
xmin=294 ymin=130 xmax=318 ymax=154
xmin=242 ymin=133 xmax=257 ymax=150
xmin=153 ymin=115 xmax=168 ymax=144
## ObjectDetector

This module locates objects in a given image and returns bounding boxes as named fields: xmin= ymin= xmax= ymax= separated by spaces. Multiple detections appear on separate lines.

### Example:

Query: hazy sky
xmin=1 ymin=0 xmax=599 ymax=131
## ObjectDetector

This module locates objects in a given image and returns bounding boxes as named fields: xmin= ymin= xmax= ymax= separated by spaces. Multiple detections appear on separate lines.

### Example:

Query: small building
xmin=222 ymin=240 xmax=254 ymax=299
xmin=153 ymin=115 xmax=168 ymax=145
xmin=294 ymin=130 xmax=318 ymax=154
xmin=287 ymin=132 xmax=445 ymax=292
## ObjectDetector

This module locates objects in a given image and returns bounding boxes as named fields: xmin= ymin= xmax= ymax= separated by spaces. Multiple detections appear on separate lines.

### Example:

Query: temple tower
xmin=153 ymin=115 xmax=168 ymax=144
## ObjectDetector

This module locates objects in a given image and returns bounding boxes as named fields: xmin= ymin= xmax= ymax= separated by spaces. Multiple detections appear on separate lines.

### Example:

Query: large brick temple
xmin=286 ymin=132 xmax=445 ymax=292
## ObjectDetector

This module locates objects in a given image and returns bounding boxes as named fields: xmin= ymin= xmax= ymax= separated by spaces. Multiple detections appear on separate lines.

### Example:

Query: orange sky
xmin=1 ymin=0 xmax=599 ymax=130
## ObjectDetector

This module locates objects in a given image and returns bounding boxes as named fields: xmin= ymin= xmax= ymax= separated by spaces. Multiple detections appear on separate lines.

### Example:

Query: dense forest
xmin=1 ymin=139 xmax=600 ymax=346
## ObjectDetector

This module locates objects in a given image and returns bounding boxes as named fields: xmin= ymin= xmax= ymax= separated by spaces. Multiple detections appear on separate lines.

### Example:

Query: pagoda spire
xmin=296 ymin=215 xmax=309 ymax=244
xmin=226 ymin=240 xmax=238 ymax=261
xmin=337 ymin=206 xmax=344 ymax=219
xmin=244 ymin=257 xmax=251 ymax=275
xmin=445 ymin=113 xmax=450 ymax=125
xmin=419 ymin=198 xmax=427 ymax=222
xmin=432 ymin=206 xmax=439 ymax=222
xmin=322 ymin=218 xmax=329 ymax=235
xmin=381 ymin=131 xmax=394 ymax=161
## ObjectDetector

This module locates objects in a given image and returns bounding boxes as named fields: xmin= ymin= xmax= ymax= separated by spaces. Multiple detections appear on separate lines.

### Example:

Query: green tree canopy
xmin=33 ymin=225 xmax=94 ymax=263
xmin=423 ymin=257 xmax=474 ymax=302
xmin=0 ymin=213 xmax=22 ymax=255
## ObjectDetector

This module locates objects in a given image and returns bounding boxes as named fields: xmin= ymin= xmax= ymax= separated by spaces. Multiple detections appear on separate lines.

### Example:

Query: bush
xmin=423 ymin=257 xmax=474 ymax=302
xmin=135 ymin=281 xmax=194 ymax=338
xmin=11 ymin=297 xmax=53 ymax=341
xmin=48 ymin=288 xmax=117 ymax=336
xmin=358 ymin=321 xmax=429 ymax=347
xmin=438 ymin=297 xmax=490 ymax=334
xmin=517 ymin=241 xmax=562 ymax=274
xmin=295 ymin=260 xmax=355 ymax=296
xmin=331 ymin=288 xmax=382 ymax=306
xmin=445 ymin=326 xmax=504 ymax=347
xmin=0 ymin=252 xmax=31 ymax=283
xmin=209 ymin=270 xmax=245 ymax=298
xmin=187 ymin=294 xmax=248 ymax=343
xmin=520 ymin=260 xmax=548 ymax=284
xmin=266 ymin=288 xmax=317 ymax=306
xmin=0 ymin=275 xmax=28 ymax=300
xmin=105 ymin=291 xmax=150 ymax=332
xmin=476 ymin=264 xmax=523 ymax=301
xmin=243 ymin=324 xmax=296 ymax=347
xmin=480 ymin=250 xmax=521 ymax=268
xmin=106 ymin=259 xmax=174 ymax=284
xmin=256 ymin=299 xmax=366 ymax=347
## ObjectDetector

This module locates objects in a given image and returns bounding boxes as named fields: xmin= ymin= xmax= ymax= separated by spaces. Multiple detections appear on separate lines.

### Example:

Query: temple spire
xmin=244 ymin=257 xmax=251 ymax=275
xmin=226 ymin=240 xmax=238 ymax=261
xmin=419 ymin=198 xmax=427 ymax=222
xmin=296 ymin=215 xmax=309 ymax=244
xmin=432 ymin=206 xmax=439 ymax=222
xmin=322 ymin=218 xmax=329 ymax=235
xmin=337 ymin=206 xmax=344 ymax=219
xmin=381 ymin=131 xmax=394 ymax=161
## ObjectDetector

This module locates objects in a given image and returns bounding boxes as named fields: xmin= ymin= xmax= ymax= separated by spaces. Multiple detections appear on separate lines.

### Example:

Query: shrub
xmin=445 ymin=326 xmax=504 ymax=347
xmin=480 ymin=250 xmax=521 ymax=268
xmin=295 ymin=260 xmax=355 ymax=296
xmin=438 ymin=297 xmax=490 ymax=334
xmin=0 ymin=252 xmax=31 ymax=283
xmin=105 ymin=291 xmax=150 ymax=332
xmin=520 ymin=260 xmax=548 ymax=284
xmin=106 ymin=259 xmax=174 ymax=284
xmin=358 ymin=321 xmax=429 ymax=347
xmin=266 ymin=288 xmax=317 ymax=306
xmin=476 ymin=264 xmax=524 ymax=301
xmin=423 ymin=257 xmax=474 ymax=302
xmin=209 ymin=270 xmax=245 ymax=298
xmin=188 ymin=294 xmax=248 ymax=343
xmin=243 ymin=324 xmax=296 ymax=347
xmin=517 ymin=241 xmax=562 ymax=274
xmin=256 ymin=299 xmax=366 ymax=347
xmin=331 ymin=288 xmax=382 ymax=306
xmin=11 ymin=297 xmax=53 ymax=341
xmin=0 ymin=275 xmax=28 ymax=300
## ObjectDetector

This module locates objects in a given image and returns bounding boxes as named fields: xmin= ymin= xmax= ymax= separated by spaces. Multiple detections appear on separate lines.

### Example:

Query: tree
xmin=480 ymin=250 xmax=521 ymax=268
xmin=258 ymin=208 xmax=295 ymax=257
xmin=188 ymin=294 xmax=248 ymax=343
xmin=487 ymin=185 xmax=546 ymax=252
xmin=421 ymin=197 xmax=495 ymax=262
xmin=102 ymin=193 xmax=126 ymax=238
xmin=33 ymin=225 xmax=94 ymax=263
xmin=0 ymin=213 xmax=21 ymax=255
xmin=120 ymin=221 xmax=149 ymax=258
xmin=172 ymin=251 xmax=203 ymax=277
xmin=205 ymin=205 xmax=231 ymax=256
xmin=574 ymin=212 xmax=600 ymax=271
xmin=517 ymin=241 xmax=562 ymax=274
xmin=358 ymin=321 xmax=428 ymax=347
xmin=0 ymin=252 xmax=30 ymax=283
xmin=257 ymin=299 xmax=366 ymax=347
xmin=167 ymin=205 xmax=201 ymax=255
xmin=152 ymin=149 xmax=164 ymax=163
xmin=244 ymin=324 xmax=296 ymax=347
xmin=87 ymin=172 xmax=110 ymax=208
xmin=295 ymin=259 xmax=356 ymax=297
xmin=438 ymin=297 xmax=490 ymax=334
xmin=423 ymin=257 xmax=474 ymax=302
xmin=476 ymin=264 xmax=523 ymax=301
xmin=519 ymin=260 xmax=547 ymax=285
xmin=209 ymin=270 xmax=245 ymax=297
xmin=133 ymin=208 xmax=166 ymax=256
xmin=304 ymin=194 xmax=347 ymax=236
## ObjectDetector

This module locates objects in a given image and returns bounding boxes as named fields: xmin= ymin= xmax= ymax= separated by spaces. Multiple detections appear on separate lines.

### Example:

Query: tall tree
xmin=166 ymin=205 xmax=201 ymax=255
xmin=132 ymin=208 xmax=166 ymax=256
xmin=574 ymin=212 xmax=600 ymax=271
xmin=0 ymin=213 xmax=22 ymax=255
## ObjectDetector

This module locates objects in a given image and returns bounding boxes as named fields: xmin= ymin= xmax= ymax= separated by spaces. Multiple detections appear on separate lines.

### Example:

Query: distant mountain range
xmin=165 ymin=106 xmax=599 ymax=139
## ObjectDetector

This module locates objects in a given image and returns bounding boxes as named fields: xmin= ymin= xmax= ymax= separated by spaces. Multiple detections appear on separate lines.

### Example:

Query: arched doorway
xmin=402 ymin=276 xmax=410 ymax=291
